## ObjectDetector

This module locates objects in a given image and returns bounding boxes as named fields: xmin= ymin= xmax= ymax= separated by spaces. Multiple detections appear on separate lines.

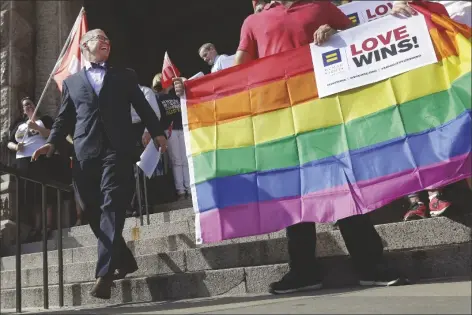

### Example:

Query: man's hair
xmin=80 ymin=29 xmax=102 ymax=53
xmin=20 ymin=96 xmax=33 ymax=104
xmin=198 ymin=43 xmax=216 ymax=55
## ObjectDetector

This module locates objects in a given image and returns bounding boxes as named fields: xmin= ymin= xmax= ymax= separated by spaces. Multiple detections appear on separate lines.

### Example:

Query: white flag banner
xmin=338 ymin=1 xmax=394 ymax=26
xmin=310 ymin=14 xmax=438 ymax=98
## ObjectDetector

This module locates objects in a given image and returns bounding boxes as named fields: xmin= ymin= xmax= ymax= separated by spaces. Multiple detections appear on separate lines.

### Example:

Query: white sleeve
xmin=142 ymin=87 xmax=161 ymax=133
xmin=143 ymin=88 xmax=161 ymax=119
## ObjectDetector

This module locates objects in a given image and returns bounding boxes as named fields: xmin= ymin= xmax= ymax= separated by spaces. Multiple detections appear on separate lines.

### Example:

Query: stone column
xmin=0 ymin=0 xmax=35 ymax=220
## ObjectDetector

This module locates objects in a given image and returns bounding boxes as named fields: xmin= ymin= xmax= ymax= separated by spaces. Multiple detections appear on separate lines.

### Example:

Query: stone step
xmin=2 ymin=220 xmax=339 ymax=259
xmin=1 ymin=215 xmax=471 ymax=288
xmin=2 ymin=217 xmax=197 ymax=257
xmin=49 ymin=203 xmax=194 ymax=239
xmin=1 ymin=242 xmax=470 ymax=310
xmin=1 ymin=214 xmax=469 ymax=271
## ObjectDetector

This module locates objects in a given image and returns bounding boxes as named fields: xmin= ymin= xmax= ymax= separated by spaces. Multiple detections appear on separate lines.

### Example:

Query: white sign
xmin=310 ymin=15 xmax=438 ymax=98
xmin=136 ymin=142 xmax=161 ymax=178
xmin=338 ymin=1 xmax=394 ymax=26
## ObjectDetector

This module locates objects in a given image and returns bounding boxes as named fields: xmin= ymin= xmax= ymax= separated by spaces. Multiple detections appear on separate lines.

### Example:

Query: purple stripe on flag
xmin=198 ymin=153 xmax=471 ymax=243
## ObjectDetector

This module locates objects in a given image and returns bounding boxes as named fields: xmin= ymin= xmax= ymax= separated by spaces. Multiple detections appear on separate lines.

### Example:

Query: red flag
xmin=53 ymin=8 xmax=88 ymax=91
xmin=161 ymin=51 xmax=180 ymax=89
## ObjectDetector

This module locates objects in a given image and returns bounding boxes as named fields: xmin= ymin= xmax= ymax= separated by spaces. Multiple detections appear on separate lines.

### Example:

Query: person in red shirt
xmin=175 ymin=0 xmax=407 ymax=294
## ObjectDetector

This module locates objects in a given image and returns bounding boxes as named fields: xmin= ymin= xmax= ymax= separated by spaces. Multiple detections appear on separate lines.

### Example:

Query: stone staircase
xmin=1 ymin=199 xmax=471 ymax=310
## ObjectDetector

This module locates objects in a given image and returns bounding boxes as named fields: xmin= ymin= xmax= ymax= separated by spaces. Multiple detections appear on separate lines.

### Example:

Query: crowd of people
xmin=7 ymin=0 xmax=470 ymax=300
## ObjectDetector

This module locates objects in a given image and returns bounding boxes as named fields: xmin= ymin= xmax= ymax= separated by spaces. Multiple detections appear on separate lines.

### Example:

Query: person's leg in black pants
xmin=73 ymin=152 xmax=138 ymax=285
xmin=269 ymin=222 xmax=322 ymax=294
xmin=337 ymin=214 xmax=404 ymax=286
xmin=270 ymin=215 xmax=405 ymax=294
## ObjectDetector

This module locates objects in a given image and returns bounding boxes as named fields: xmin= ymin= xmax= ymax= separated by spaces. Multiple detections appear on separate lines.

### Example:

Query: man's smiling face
xmin=84 ymin=29 xmax=111 ymax=62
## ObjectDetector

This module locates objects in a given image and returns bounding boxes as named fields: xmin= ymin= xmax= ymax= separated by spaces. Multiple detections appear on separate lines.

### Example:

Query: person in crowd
xmin=7 ymin=97 xmax=57 ymax=241
xmin=198 ymin=43 xmax=231 ymax=73
xmin=152 ymin=73 xmax=190 ymax=200
xmin=392 ymin=0 xmax=472 ymax=220
xmin=127 ymin=85 xmax=162 ymax=217
xmin=32 ymin=29 xmax=167 ymax=299
xmin=174 ymin=0 xmax=408 ymax=295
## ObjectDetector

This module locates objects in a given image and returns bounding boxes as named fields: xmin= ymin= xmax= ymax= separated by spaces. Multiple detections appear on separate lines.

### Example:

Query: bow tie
xmin=90 ymin=62 xmax=107 ymax=70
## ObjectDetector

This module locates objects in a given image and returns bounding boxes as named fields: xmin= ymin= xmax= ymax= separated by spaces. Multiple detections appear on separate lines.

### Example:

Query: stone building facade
xmin=0 ymin=0 xmax=82 ymax=220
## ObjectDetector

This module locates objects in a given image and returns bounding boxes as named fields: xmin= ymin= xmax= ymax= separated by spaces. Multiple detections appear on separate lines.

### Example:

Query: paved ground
xmin=4 ymin=278 xmax=471 ymax=314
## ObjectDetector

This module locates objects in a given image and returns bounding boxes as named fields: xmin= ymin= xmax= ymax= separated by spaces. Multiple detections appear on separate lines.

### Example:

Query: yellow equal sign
xmin=325 ymin=52 xmax=339 ymax=63
xmin=349 ymin=16 xmax=358 ymax=24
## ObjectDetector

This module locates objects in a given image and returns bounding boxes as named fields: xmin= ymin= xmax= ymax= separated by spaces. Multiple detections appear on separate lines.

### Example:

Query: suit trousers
xmin=73 ymin=149 xmax=138 ymax=278
xmin=286 ymin=214 xmax=384 ymax=278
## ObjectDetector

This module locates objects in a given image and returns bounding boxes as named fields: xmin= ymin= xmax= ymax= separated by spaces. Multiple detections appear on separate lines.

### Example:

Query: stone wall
xmin=0 ymin=0 xmax=35 ymax=165
xmin=0 ymin=0 xmax=82 ymax=221
xmin=0 ymin=0 xmax=36 ymax=220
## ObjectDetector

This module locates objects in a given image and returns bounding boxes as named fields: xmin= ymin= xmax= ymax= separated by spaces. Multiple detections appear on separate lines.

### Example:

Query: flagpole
xmin=31 ymin=7 xmax=85 ymax=121
xmin=22 ymin=7 xmax=85 ymax=143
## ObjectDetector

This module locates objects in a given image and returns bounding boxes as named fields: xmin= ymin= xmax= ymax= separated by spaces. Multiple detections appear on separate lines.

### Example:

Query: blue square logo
xmin=322 ymin=49 xmax=342 ymax=67
xmin=347 ymin=12 xmax=360 ymax=26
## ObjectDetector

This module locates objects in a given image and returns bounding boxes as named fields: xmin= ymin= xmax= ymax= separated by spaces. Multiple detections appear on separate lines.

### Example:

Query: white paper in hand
xmin=136 ymin=141 xmax=161 ymax=178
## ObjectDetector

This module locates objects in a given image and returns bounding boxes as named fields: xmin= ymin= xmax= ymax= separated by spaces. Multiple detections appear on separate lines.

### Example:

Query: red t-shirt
xmin=238 ymin=0 xmax=353 ymax=59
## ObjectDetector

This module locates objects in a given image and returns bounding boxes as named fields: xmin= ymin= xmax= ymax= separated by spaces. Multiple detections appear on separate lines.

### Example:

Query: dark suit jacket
xmin=48 ymin=67 xmax=165 ymax=161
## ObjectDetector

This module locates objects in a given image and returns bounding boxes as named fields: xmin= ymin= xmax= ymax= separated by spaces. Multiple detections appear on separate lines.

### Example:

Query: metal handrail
xmin=0 ymin=163 xmax=73 ymax=313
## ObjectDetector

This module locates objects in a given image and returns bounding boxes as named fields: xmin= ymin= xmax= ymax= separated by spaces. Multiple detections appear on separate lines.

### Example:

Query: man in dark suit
xmin=33 ymin=29 xmax=167 ymax=299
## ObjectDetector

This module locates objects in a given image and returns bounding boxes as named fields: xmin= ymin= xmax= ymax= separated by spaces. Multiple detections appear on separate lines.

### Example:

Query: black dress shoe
xmin=90 ymin=276 xmax=113 ymax=299
xmin=113 ymin=265 xmax=138 ymax=280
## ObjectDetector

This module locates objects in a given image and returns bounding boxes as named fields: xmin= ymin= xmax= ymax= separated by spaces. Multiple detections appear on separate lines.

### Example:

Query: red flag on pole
xmin=53 ymin=8 xmax=88 ymax=91
xmin=161 ymin=51 xmax=180 ymax=89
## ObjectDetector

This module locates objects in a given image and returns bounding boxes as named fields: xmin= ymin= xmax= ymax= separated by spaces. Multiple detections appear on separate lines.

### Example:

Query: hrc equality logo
xmin=347 ymin=12 xmax=360 ymax=26
xmin=322 ymin=49 xmax=342 ymax=67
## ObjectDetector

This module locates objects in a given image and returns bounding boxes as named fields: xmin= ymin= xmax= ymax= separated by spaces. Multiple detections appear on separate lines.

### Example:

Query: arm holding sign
xmin=392 ymin=1 xmax=418 ymax=17
xmin=313 ymin=3 xmax=354 ymax=45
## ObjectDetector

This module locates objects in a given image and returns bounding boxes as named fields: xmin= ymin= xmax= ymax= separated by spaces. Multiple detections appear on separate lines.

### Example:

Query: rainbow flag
xmin=182 ymin=3 xmax=471 ymax=244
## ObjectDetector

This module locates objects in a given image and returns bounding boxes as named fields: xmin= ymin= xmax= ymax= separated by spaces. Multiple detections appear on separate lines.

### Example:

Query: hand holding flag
xmin=161 ymin=51 xmax=180 ymax=89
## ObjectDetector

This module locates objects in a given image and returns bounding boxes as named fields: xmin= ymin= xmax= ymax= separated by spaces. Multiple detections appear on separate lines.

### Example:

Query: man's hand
xmin=391 ymin=1 xmax=417 ymax=17
xmin=17 ymin=143 xmax=25 ymax=152
xmin=313 ymin=25 xmax=336 ymax=45
xmin=153 ymin=135 xmax=168 ymax=153
xmin=142 ymin=131 xmax=152 ymax=147
xmin=173 ymin=77 xmax=185 ymax=97
xmin=27 ymin=120 xmax=40 ymax=131
xmin=32 ymin=143 xmax=55 ymax=161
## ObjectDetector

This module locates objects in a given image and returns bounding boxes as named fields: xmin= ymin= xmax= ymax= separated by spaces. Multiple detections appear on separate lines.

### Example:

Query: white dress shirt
xmin=84 ymin=60 xmax=106 ymax=95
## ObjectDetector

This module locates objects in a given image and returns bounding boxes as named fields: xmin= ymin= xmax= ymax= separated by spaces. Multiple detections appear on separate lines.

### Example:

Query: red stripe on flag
xmin=53 ymin=8 xmax=89 ymax=92
xmin=161 ymin=51 xmax=181 ymax=89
